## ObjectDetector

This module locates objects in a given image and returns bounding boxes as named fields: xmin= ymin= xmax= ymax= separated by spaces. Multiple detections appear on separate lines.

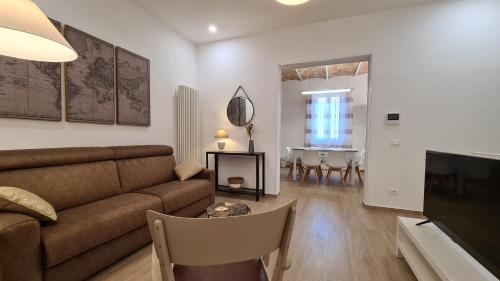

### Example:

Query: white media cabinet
xmin=396 ymin=217 xmax=498 ymax=281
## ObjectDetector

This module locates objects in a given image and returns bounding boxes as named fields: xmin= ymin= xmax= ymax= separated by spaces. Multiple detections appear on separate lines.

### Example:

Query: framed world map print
xmin=115 ymin=47 xmax=150 ymax=126
xmin=64 ymin=25 xmax=115 ymax=124
xmin=0 ymin=19 xmax=62 ymax=121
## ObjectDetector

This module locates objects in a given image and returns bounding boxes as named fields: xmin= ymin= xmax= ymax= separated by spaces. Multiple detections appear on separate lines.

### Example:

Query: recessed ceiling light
xmin=208 ymin=25 xmax=217 ymax=33
xmin=275 ymin=0 xmax=310 ymax=5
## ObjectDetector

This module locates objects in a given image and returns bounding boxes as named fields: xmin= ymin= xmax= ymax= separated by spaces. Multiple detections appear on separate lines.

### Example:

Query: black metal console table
xmin=205 ymin=151 xmax=265 ymax=201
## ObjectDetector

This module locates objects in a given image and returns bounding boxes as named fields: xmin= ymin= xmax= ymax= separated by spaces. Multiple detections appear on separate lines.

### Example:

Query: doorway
xmin=278 ymin=56 xmax=371 ymax=196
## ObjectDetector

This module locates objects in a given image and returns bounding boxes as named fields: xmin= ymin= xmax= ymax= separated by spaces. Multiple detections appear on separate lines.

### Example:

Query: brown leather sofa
xmin=0 ymin=145 xmax=215 ymax=281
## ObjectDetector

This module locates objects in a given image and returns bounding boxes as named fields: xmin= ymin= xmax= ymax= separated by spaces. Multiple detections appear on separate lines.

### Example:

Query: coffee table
xmin=206 ymin=202 xmax=251 ymax=217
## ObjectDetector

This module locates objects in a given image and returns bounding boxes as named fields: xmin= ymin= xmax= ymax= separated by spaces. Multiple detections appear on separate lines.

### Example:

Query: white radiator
xmin=176 ymin=85 xmax=200 ymax=164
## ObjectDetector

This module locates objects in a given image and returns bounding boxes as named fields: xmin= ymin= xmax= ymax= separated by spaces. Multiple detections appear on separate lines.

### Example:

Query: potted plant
xmin=246 ymin=123 xmax=255 ymax=153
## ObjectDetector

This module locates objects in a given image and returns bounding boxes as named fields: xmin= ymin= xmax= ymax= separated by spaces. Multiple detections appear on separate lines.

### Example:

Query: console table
xmin=205 ymin=151 xmax=265 ymax=201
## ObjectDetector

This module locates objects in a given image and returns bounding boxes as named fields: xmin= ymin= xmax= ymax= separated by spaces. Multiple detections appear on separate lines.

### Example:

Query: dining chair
xmin=147 ymin=200 xmax=297 ymax=281
xmin=344 ymin=149 xmax=365 ymax=185
xmin=301 ymin=150 xmax=322 ymax=184
xmin=286 ymin=147 xmax=304 ymax=179
xmin=324 ymin=151 xmax=348 ymax=186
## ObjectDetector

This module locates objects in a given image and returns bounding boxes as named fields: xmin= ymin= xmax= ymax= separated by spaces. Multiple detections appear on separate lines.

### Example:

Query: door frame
xmin=277 ymin=55 xmax=373 ymax=200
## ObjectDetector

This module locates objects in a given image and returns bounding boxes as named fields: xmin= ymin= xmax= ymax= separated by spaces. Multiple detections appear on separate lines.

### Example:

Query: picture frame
xmin=64 ymin=25 xmax=115 ymax=124
xmin=115 ymin=47 xmax=150 ymax=126
xmin=0 ymin=19 xmax=62 ymax=121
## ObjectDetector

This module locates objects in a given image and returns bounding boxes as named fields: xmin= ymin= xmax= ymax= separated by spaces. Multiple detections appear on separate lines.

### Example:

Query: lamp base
xmin=217 ymin=141 xmax=226 ymax=150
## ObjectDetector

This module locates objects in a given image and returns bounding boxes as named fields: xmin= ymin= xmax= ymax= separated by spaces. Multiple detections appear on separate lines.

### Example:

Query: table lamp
xmin=214 ymin=129 xmax=229 ymax=150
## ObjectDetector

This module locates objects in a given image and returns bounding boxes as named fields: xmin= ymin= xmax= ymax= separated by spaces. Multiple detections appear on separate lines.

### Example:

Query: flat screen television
xmin=424 ymin=151 xmax=500 ymax=278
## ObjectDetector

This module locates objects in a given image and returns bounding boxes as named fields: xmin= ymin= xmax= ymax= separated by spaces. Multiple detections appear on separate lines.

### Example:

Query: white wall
xmin=280 ymin=74 xmax=368 ymax=159
xmin=0 ymin=0 xmax=197 ymax=150
xmin=197 ymin=0 xmax=500 ymax=210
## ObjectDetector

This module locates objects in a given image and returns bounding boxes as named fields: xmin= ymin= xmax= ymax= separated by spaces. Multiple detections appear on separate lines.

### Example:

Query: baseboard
xmin=362 ymin=200 xmax=423 ymax=216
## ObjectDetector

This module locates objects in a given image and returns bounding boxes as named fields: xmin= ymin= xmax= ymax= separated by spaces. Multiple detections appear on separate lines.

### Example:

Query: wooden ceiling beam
xmin=358 ymin=61 xmax=369 ymax=76
xmin=282 ymin=61 xmax=369 ymax=82
xmin=295 ymin=69 xmax=303 ymax=81
xmin=281 ymin=69 xmax=301 ymax=81
xmin=354 ymin=62 xmax=362 ymax=76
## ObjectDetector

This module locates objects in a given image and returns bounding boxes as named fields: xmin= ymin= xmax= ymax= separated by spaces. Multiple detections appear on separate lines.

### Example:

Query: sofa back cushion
xmin=0 ymin=148 xmax=121 ymax=211
xmin=110 ymin=145 xmax=177 ymax=193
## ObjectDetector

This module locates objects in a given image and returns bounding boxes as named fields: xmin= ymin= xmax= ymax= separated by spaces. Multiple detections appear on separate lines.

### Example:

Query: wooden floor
xmin=89 ymin=169 xmax=419 ymax=281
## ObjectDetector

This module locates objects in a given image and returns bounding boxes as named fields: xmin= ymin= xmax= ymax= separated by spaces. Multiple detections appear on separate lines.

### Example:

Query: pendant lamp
xmin=0 ymin=0 xmax=77 ymax=62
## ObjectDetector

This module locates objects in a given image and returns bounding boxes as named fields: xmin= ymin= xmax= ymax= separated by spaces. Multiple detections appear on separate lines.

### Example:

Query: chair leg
xmin=314 ymin=166 xmax=321 ymax=184
xmin=301 ymin=167 xmax=311 ymax=184
xmin=325 ymin=167 xmax=333 ymax=183
xmin=356 ymin=167 xmax=364 ymax=185
xmin=344 ymin=167 xmax=350 ymax=182
xmin=339 ymin=169 xmax=345 ymax=186
xmin=287 ymin=165 xmax=293 ymax=179
xmin=298 ymin=164 xmax=305 ymax=176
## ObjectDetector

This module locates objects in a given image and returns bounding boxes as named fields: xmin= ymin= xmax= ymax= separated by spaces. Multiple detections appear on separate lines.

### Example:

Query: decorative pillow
xmin=174 ymin=161 xmax=204 ymax=181
xmin=0 ymin=186 xmax=57 ymax=221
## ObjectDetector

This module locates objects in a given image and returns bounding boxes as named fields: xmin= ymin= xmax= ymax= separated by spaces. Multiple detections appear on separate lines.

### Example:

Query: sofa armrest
xmin=0 ymin=213 xmax=42 ymax=281
xmin=193 ymin=169 xmax=216 ymax=204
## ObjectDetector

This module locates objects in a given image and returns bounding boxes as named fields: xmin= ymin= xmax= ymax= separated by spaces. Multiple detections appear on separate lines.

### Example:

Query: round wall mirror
xmin=227 ymin=96 xmax=254 ymax=126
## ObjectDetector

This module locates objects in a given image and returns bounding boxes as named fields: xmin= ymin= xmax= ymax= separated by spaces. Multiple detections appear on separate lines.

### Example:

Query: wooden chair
xmin=344 ymin=149 xmax=365 ymax=185
xmin=286 ymin=147 xmax=304 ymax=179
xmin=147 ymin=200 xmax=297 ymax=281
xmin=301 ymin=150 xmax=322 ymax=184
xmin=324 ymin=151 xmax=348 ymax=186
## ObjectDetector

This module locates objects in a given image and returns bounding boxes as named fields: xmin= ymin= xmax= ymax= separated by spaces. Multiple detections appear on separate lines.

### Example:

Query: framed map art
xmin=0 ymin=19 xmax=62 ymax=121
xmin=64 ymin=25 xmax=115 ymax=124
xmin=115 ymin=47 xmax=150 ymax=126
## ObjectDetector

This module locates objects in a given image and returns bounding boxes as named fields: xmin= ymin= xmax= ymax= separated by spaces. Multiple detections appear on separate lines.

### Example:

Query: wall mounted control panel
xmin=385 ymin=113 xmax=400 ymax=125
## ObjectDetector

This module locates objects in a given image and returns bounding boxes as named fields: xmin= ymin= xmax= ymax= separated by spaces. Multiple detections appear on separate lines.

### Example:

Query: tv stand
xmin=415 ymin=219 xmax=431 ymax=226
xmin=396 ymin=217 xmax=498 ymax=281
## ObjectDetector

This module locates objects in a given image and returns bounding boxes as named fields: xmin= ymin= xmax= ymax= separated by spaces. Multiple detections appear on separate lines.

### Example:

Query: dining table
xmin=290 ymin=147 xmax=359 ymax=185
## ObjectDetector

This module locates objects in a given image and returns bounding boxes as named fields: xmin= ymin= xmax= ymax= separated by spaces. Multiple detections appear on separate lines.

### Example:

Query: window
xmin=305 ymin=92 xmax=352 ymax=148
xmin=315 ymin=96 xmax=340 ymax=140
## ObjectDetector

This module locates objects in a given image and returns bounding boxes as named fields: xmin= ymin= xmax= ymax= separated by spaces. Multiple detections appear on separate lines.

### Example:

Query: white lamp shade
xmin=0 ymin=0 xmax=78 ymax=62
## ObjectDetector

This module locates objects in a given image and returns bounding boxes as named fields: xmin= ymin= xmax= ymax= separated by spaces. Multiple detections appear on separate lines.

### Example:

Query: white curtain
xmin=305 ymin=92 xmax=353 ymax=148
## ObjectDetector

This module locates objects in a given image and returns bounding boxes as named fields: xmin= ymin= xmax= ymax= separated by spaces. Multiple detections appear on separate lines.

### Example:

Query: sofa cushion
xmin=0 ymin=161 xmax=122 ymax=211
xmin=109 ymin=145 xmax=173 ymax=160
xmin=133 ymin=179 xmax=212 ymax=214
xmin=41 ymin=193 xmax=162 ymax=268
xmin=170 ymin=197 xmax=212 ymax=218
xmin=0 ymin=147 xmax=114 ymax=171
xmin=43 ymin=226 xmax=151 ymax=281
xmin=116 ymin=155 xmax=177 ymax=193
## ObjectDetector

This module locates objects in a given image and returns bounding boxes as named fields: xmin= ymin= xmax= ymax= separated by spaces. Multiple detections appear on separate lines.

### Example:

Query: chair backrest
xmin=147 ymin=200 xmax=297 ymax=269
xmin=325 ymin=151 xmax=348 ymax=168
xmin=302 ymin=150 xmax=321 ymax=166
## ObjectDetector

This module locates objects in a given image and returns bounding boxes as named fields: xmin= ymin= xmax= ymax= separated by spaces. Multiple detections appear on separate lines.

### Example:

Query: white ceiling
xmin=132 ymin=0 xmax=432 ymax=44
